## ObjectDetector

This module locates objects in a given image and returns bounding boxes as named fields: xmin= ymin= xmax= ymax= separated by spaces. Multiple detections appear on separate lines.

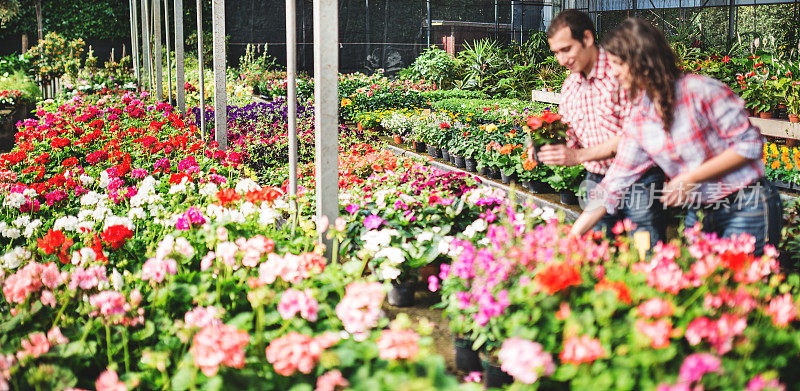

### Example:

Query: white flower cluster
xmin=2 ymin=246 xmax=31 ymax=269
xmin=380 ymin=111 xmax=413 ymax=136
xmin=0 ymin=215 xmax=42 ymax=239
xmin=129 ymin=176 xmax=166 ymax=221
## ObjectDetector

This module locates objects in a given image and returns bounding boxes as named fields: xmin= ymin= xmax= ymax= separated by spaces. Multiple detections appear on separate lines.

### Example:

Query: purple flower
xmin=346 ymin=203 xmax=360 ymax=214
xmin=363 ymin=215 xmax=383 ymax=230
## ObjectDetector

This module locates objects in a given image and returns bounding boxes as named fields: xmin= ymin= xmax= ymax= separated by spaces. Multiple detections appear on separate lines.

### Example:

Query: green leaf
xmin=132 ymin=320 xmax=155 ymax=341
xmin=171 ymin=354 xmax=196 ymax=391
xmin=201 ymin=375 xmax=223 ymax=391
xmin=227 ymin=312 xmax=254 ymax=330
xmin=552 ymin=364 xmax=579 ymax=381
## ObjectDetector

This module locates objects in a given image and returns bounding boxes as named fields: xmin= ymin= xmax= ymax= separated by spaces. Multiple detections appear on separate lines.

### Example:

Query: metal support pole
xmin=153 ymin=0 xmax=163 ymax=100
xmin=511 ymin=1 xmax=515 ymax=42
xmin=130 ymin=0 xmax=141 ymax=87
xmin=287 ymin=0 xmax=298 ymax=206
xmin=197 ymin=0 xmax=206 ymax=139
xmin=164 ymin=0 xmax=173 ymax=104
xmin=142 ymin=0 xmax=152 ymax=91
xmin=494 ymin=0 xmax=499 ymax=41
xmin=365 ymin=0 xmax=370 ymax=59
xmin=212 ymin=0 xmax=227 ymax=150
xmin=426 ymin=0 xmax=431 ymax=47
xmin=174 ymin=0 xmax=185 ymax=113
xmin=313 ymin=0 xmax=339 ymax=249
xmin=727 ymin=0 xmax=736 ymax=45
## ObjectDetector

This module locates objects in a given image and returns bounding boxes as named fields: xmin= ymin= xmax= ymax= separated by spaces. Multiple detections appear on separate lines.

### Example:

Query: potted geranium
xmin=523 ymin=110 xmax=569 ymax=152
xmin=545 ymin=165 xmax=586 ymax=205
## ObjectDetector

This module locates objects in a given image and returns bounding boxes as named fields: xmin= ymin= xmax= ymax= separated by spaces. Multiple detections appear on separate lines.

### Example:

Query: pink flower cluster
xmin=0 ymin=354 xmax=14 ymax=391
xmin=88 ymin=291 xmax=144 ymax=326
xmin=316 ymin=370 xmax=349 ymax=391
xmin=658 ymin=353 xmax=720 ymax=391
xmin=68 ymin=265 xmax=108 ymax=291
xmin=278 ymin=289 xmax=319 ymax=322
xmin=765 ymin=293 xmax=797 ymax=328
xmin=265 ymin=331 xmax=339 ymax=376
xmin=560 ymin=335 xmax=605 ymax=365
xmin=95 ymin=368 xmax=127 ymax=391
xmin=498 ymin=337 xmax=555 ymax=384
xmin=16 ymin=327 xmax=69 ymax=361
xmin=335 ymin=281 xmax=385 ymax=340
xmin=685 ymin=314 xmax=746 ymax=355
xmin=235 ymin=235 xmax=274 ymax=267
xmin=141 ymin=257 xmax=178 ymax=284
xmin=253 ymin=252 xmax=326 ymax=286
xmin=376 ymin=329 xmax=420 ymax=360
xmin=190 ymin=323 xmax=250 ymax=376
xmin=184 ymin=306 xmax=223 ymax=329
xmin=2 ymin=262 xmax=65 ymax=307
xmin=747 ymin=374 xmax=786 ymax=391
xmin=635 ymin=319 xmax=673 ymax=349
xmin=637 ymin=298 xmax=675 ymax=318
xmin=175 ymin=206 xmax=207 ymax=230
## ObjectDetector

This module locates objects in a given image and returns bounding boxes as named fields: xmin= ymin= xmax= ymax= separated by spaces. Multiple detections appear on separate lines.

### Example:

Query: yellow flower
xmin=340 ymin=98 xmax=352 ymax=107
xmin=485 ymin=124 xmax=498 ymax=133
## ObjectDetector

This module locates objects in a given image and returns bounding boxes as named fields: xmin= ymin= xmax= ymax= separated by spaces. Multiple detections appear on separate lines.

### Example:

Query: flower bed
xmin=434 ymin=210 xmax=800 ymax=389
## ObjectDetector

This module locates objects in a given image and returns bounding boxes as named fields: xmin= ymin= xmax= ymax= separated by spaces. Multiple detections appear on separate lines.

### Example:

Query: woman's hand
xmin=662 ymin=173 xmax=696 ymax=207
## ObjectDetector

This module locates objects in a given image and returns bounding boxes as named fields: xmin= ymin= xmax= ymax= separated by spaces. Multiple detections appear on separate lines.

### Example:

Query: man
xmin=538 ymin=9 xmax=666 ymax=247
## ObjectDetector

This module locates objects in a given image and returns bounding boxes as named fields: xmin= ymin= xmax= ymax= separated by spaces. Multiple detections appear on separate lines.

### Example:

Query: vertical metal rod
xmin=142 ymin=0 xmax=152 ymax=91
xmin=175 ymin=0 xmax=186 ymax=113
xmin=494 ymin=0 xmax=499 ymax=40
xmin=365 ymin=0 xmax=370 ymax=59
xmin=520 ymin=0 xmax=525 ymax=42
xmin=511 ymin=0 xmax=515 ymax=42
xmin=164 ymin=0 xmax=173 ymax=104
xmin=197 ymin=0 xmax=206 ymax=139
xmin=287 ymin=0 xmax=298 ymax=203
xmin=212 ymin=0 xmax=227 ymax=150
xmin=153 ymin=0 xmax=163 ymax=100
xmin=426 ymin=0 xmax=431 ymax=47
xmin=130 ymin=0 xmax=141 ymax=87
xmin=313 ymin=0 xmax=339 ymax=249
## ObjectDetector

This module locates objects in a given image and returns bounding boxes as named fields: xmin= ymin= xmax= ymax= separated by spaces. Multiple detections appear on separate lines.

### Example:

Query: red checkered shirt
xmin=559 ymin=48 xmax=630 ymax=175
xmin=597 ymin=74 xmax=764 ymax=213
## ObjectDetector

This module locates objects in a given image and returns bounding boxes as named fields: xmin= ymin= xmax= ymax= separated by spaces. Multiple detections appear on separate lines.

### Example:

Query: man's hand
xmin=662 ymin=173 xmax=696 ymax=207
xmin=538 ymin=144 xmax=581 ymax=166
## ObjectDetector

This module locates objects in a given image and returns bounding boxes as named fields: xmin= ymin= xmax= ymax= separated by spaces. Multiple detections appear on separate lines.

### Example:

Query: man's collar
xmin=578 ymin=47 xmax=605 ymax=83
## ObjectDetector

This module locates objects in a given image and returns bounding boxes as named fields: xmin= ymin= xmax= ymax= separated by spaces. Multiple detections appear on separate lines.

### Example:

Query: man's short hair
xmin=547 ymin=9 xmax=597 ymax=43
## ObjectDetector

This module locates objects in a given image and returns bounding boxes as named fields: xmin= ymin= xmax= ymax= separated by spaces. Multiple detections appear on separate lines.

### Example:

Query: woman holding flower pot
xmin=571 ymin=18 xmax=782 ymax=256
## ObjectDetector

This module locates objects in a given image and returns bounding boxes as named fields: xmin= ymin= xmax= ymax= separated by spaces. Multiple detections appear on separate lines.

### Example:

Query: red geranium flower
xmin=595 ymin=279 xmax=632 ymax=304
xmin=245 ymin=187 xmax=282 ymax=205
xmin=720 ymin=250 xmax=751 ymax=272
xmin=541 ymin=111 xmax=561 ymax=124
xmin=102 ymin=225 xmax=134 ymax=250
xmin=535 ymin=263 xmax=582 ymax=294
xmin=526 ymin=115 xmax=543 ymax=129
xmin=216 ymin=188 xmax=241 ymax=207
xmin=37 ymin=229 xmax=74 ymax=264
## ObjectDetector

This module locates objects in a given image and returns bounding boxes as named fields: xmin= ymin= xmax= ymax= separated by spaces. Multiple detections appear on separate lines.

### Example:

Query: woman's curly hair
xmin=602 ymin=18 xmax=683 ymax=131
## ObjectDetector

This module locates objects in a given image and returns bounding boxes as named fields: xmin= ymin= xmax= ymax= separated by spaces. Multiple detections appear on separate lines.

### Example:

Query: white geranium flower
xmin=235 ymin=178 xmax=259 ymax=194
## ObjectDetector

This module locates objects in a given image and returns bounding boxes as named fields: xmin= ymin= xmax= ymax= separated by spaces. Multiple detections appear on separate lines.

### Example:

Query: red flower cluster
xmin=216 ymin=188 xmax=241 ymax=207
xmin=37 ymin=229 xmax=74 ymax=264
xmin=101 ymin=225 xmax=134 ymax=250
xmin=535 ymin=262 xmax=582 ymax=295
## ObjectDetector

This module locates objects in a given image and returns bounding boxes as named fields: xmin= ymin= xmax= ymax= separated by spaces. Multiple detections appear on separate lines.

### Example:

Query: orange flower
xmin=526 ymin=116 xmax=543 ymax=129
xmin=541 ymin=111 xmax=561 ymax=123
xmin=499 ymin=144 xmax=515 ymax=154
xmin=535 ymin=263 xmax=582 ymax=294
xmin=771 ymin=160 xmax=781 ymax=169
xmin=523 ymin=156 xmax=537 ymax=170
xmin=595 ymin=279 xmax=632 ymax=304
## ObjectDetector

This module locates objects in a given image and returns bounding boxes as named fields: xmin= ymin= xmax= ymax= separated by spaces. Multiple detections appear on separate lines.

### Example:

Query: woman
xmin=571 ymin=18 xmax=782 ymax=256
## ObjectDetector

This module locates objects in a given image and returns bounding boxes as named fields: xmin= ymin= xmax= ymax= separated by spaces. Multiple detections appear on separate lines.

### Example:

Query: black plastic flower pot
xmin=560 ymin=190 xmax=579 ymax=205
xmin=441 ymin=148 xmax=451 ymax=163
xmin=490 ymin=168 xmax=502 ymax=180
xmin=479 ymin=166 xmax=490 ymax=176
xmin=482 ymin=360 xmax=514 ymax=388
xmin=454 ymin=337 xmax=482 ymax=372
xmin=426 ymin=145 xmax=439 ymax=158
xmin=413 ymin=141 xmax=427 ymax=153
xmin=387 ymin=281 xmax=415 ymax=307
xmin=500 ymin=171 xmax=512 ymax=185
xmin=449 ymin=151 xmax=457 ymax=164
xmin=454 ymin=155 xmax=466 ymax=169
xmin=528 ymin=179 xmax=550 ymax=194
xmin=465 ymin=158 xmax=478 ymax=173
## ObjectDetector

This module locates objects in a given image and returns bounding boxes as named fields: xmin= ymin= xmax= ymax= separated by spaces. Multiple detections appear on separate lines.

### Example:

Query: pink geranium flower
xmin=265 ymin=332 xmax=339 ymax=376
xmin=95 ymin=368 xmax=127 ymax=391
xmin=334 ymin=281 xmax=385 ymax=340
xmin=678 ymin=353 xmax=720 ymax=383
xmin=560 ymin=335 xmax=605 ymax=365
xmin=635 ymin=319 xmax=672 ymax=349
xmin=376 ymin=329 xmax=420 ymax=360
xmin=766 ymin=293 xmax=797 ymax=328
xmin=499 ymin=337 xmax=555 ymax=384
xmin=190 ymin=323 xmax=250 ymax=376
xmin=315 ymin=370 xmax=349 ymax=391
xmin=278 ymin=289 xmax=319 ymax=322
xmin=637 ymin=298 xmax=674 ymax=319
